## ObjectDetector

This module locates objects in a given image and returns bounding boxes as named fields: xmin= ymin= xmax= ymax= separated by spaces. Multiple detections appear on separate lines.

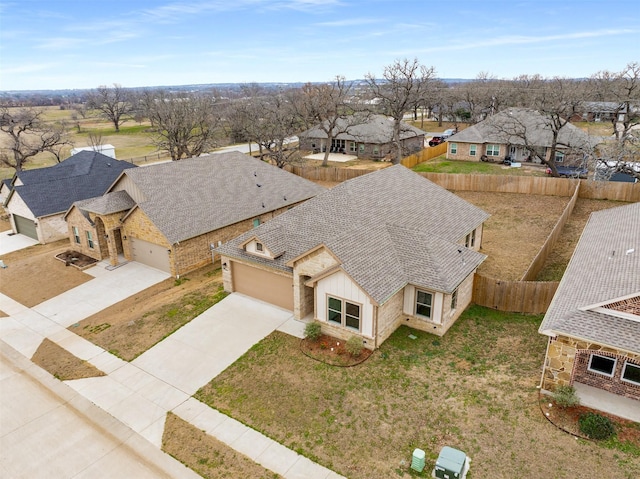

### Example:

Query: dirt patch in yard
xmin=162 ymin=413 xmax=282 ymax=479
xmin=0 ymin=214 xmax=10 ymax=232
xmin=0 ymin=240 xmax=93 ymax=307
xmin=72 ymin=265 xmax=226 ymax=361
xmin=453 ymin=191 xmax=571 ymax=280
xmin=31 ymin=338 xmax=105 ymax=380
xmin=55 ymin=250 xmax=99 ymax=269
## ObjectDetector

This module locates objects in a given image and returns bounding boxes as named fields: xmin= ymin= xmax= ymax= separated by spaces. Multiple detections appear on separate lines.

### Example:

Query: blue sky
xmin=1 ymin=0 xmax=638 ymax=91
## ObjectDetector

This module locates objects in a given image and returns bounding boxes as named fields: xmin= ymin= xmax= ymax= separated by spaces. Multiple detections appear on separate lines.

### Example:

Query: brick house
xmin=539 ymin=202 xmax=640 ymax=419
xmin=298 ymin=114 xmax=426 ymax=160
xmin=64 ymin=151 xmax=325 ymax=276
xmin=217 ymin=165 xmax=489 ymax=349
xmin=445 ymin=108 xmax=595 ymax=165
xmin=2 ymin=151 xmax=136 ymax=243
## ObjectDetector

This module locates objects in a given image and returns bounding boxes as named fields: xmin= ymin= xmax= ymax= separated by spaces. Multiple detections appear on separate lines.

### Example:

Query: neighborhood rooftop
xmin=299 ymin=114 xmax=427 ymax=143
xmin=539 ymin=202 xmax=640 ymax=353
xmin=4 ymin=151 xmax=136 ymax=218
xmin=117 ymin=151 xmax=326 ymax=244
xmin=218 ymin=165 xmax=489 ymax=304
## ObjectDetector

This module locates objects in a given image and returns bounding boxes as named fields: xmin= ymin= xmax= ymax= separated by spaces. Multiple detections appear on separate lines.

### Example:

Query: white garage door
xmin=231 ymin=261 xmax=294 ymax=311
xmin=14 ymin=215 xmax=37 ymax=240
xmin=131 ymin=238 xmax=171 ymax=273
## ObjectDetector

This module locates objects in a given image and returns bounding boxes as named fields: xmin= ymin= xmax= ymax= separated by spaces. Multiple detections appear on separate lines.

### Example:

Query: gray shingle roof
xmin=75 ymin=190 xmax=135 ymax=215
xmin=299 ymin=114 xmax=426 ymax=144
xmin=7 ymin=151 xmax=136 ymax=218
xmin=450 ymin=108 xmax=596 ymax=149
xmin=117 ymin=151 xmax=326 ymax=244
xmin=539 ymin=202 xmax=640 ymax=354
xmin=218 ymin=165 xmax=489 ymax=304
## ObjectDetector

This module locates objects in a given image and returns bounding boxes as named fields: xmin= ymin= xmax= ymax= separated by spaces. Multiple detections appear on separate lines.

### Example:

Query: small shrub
xmin=579 ymin=412 xmax=615 ymax=440
xmin=346 ymin=336 xmax=364 ymax=357
xmin=304 ymin=321 xmax=322 ymax=341
xmin=552 ymin=385 xmax=580 ymax=408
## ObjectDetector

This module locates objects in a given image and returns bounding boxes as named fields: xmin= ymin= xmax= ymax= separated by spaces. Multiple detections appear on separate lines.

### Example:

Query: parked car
xmin=429 ymin=136 xmax=445 ymax=147
xmin=545 ymin=165 xmax=588 ymax=178
xmin=441 ymin=128 xmax=456 ymax=138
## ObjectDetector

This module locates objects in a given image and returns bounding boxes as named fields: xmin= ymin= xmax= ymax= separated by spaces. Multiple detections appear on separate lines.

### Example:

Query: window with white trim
xmin=327 ymin=296 xmax=361 ymax=331
xmin=349 ymin=141 xmax=357 ymax=152
xmin=450 ymin=289 xmax=458 ymax=310
xmin=73 ymin=226 xmax=81 ymax=244
xmin=588 ymin=354 xmax=616 ymax=377
xmin=555 ymin=151 xmax=565 ymax=163
xmin=255 ymin=242 xmax=263 ymax=252
xmin=253 ymin=218 xmax=260 ymax=228
xmin=469 ymin=144 xmax=477 ymax=156
xmin=86 ymin=231 xmax=94 ymax=249
xmin=415 ymin=290 xmax=433 ymax=319
xmin=622 ymin=361 xmax=640 ymax=385
xmin=465 ymin=229 xmax=476 ymax=248
xmin=486 ymin=144 xmax=500 ymax=156
xmin=450 ymin=143 xmax=457 ymax=154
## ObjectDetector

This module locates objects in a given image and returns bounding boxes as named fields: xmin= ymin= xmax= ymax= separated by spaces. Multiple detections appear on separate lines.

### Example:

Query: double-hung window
xmin=486 ymin=144 xmax=500 ymax=157
xmin=450 ymin=143 xmax=457 ymax=154
xmin=73 ymin=226 xmax=81 ymax=244
xmin=469 ymin=145 xmax=477 ymax=157
xmin=415 ymin=290 xmax=433 ymax=319
xmin=465 ymin=229 xmax=476 ymax=248
xmin=587 ymin=354 xmax=616 ymax=377
xmin=86 ymin=231 xmax=94 ymax=249
xmin=327 ymin=296 xmax=361 ymax=331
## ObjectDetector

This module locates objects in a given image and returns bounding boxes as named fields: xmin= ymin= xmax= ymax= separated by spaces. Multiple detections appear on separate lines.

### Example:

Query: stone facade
xmin=542 ymin=335 xmax=640 ymax=401
xmin=292 ymin=247 xmax=339 ymax=319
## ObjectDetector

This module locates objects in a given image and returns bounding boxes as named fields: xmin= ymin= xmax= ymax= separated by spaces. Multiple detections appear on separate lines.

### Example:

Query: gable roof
xmin=218 ymin=165 xmax=489 ymax=304
xmin=5 ymin=151 xmax=136 ymax=218
xmin=450 ymin=108 xmax=595 ymax=149
xmin=299 ymin=114 xmax=426 ymax=144
xmin=539 ymin=202 xmax=640 ymax=354
xmin=112 ymin=151 xmax=326 ymax=244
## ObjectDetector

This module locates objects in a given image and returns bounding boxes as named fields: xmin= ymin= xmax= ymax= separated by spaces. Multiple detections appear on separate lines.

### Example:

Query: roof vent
xmin=257 ymin=183 xmax=262 ymax=187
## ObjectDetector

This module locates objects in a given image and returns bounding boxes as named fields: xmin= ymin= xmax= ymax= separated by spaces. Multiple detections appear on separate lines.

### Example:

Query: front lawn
xmin=196 ymin=306 xmax=640 ymax=478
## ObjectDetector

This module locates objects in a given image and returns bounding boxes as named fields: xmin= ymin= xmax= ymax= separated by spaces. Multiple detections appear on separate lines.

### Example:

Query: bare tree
xmin=0 ymin=107 xmax=73 ymax=171
xmin=365 ymin=59 xmax=437 ymax=163
xmin=293 ymin=76 xmax=368 ymax=167
xmin=143 ymin=91 xmax=221 ymax=161
xmin=87 ymin=131 xmax=104 ymax=151
xmin=87 ymin=83 xmax=133 ymax=132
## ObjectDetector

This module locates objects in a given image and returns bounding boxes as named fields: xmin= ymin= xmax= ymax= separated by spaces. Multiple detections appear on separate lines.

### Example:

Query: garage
xmin=130 ymin=237 xmax=171 ymax=273
xmin=231 ymin=261 xmax=294 ymax=311
xmin=14 ymin=215 xmax=37 ymax=240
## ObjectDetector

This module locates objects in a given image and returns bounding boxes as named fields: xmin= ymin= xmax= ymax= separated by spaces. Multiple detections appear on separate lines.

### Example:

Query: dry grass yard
xmin=196 ymin=307 xmax=640 ymax=479
xmin=162 ymin=413 xmax=282 ymax=479
xmin=31 ymin=339 xmax=105 ymax=381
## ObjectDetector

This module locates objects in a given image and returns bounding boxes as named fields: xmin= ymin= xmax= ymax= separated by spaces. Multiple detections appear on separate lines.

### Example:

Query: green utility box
xmin=410 ymin=448 xmax=425 ymax=472
xmin=432 ymin=446 xmax=469 ymax=479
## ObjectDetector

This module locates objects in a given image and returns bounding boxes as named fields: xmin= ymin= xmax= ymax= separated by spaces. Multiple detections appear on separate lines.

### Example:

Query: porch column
xmin=106 ymin=230 xmax=119 ymax=266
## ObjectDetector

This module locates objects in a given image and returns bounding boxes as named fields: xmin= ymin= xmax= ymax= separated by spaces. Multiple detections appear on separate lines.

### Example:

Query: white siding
xmin=6 ymin=191 xmax=35 ymax=221
xmin=316 ymin=270 xmax=374 ymax=337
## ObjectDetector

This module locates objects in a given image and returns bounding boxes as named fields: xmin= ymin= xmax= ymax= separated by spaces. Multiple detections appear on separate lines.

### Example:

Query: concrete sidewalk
xmin=0 ymin=341 xmax=199 ymax=479
xmin=1 ymin=264 xmax=346 ymax=479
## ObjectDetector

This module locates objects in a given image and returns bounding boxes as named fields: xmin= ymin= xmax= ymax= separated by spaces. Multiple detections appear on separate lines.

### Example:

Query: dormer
xmin=241 ymin=236 xmax=280 ymax=260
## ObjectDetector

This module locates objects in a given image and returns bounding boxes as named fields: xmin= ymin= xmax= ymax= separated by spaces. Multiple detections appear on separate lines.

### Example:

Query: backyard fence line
xmin=401 ymin=143 xmax=447 ymax=168
xmin=472 ymin=274 xmax=560 ymax=314
xmin=122 ymin=152 xmax=172 ymax=165
xmin=521 ymin=182 xmax=580 ymax=281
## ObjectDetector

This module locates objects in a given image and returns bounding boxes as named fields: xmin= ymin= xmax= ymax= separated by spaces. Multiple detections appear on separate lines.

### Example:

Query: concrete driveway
xmin=0 ymin=230 xmax=38 ymax=256
xmin=132 ymin=293 xmax=297 ymax=394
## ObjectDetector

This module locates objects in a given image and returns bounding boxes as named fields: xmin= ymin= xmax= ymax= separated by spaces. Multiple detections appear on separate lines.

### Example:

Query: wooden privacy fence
xmin=401 ymin=143 xmax=447 ymax=168
xmin=521 ymin=182 xmax=580 ymax=281
xmin=472 ymin=274 xmax=559 ymax=314
xmin=285 ymin=165 xmax=371 ymax=182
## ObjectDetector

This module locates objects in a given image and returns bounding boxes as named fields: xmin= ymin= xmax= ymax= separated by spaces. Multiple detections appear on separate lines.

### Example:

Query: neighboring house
xmin=446 ymin=108 xmax=596 ymax=164
xmin=539 ymin=202 xmax=640 ymax=419
xmin=217 ymin=165 xmax=489 ymax=349
xmin=0 ymin=179 xmax=11 ymax=205
xmin=64 ymin=151 xmax=326 ymax=276
xmin=298 ymin=114 xmax=426 ymax=160
xmin=70 ymin=144 xmax=117 ymax=159
xmin=2 ymin=151 xmax=136 ymax=243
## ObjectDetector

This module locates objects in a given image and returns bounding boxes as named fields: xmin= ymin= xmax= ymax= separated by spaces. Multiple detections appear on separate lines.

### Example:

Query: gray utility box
xmin=432 ymin=446 xmax=470 ymax=479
